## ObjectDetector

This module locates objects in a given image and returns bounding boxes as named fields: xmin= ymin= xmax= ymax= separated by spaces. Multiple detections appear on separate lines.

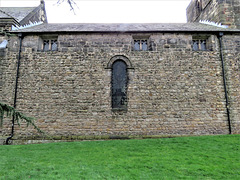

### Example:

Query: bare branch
xmin=57 ymin=0 xmax=79 ymax=14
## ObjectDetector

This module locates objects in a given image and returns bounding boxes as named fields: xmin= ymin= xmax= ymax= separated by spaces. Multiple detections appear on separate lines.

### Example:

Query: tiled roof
xmin=13 ymin=23 xmax=240 ymax=33
xmin=0 ymin=7 xmax=36 ymax=22
xmin=0 ymin=10 xmax=12 ymax=19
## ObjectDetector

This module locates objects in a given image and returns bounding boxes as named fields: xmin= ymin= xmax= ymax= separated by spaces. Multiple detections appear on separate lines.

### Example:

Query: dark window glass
xmin=193 ymin=39 xmax=208 ymax=51
xmin=193 ymin=40 xmax=199 ymax=51
xmin=134 ymin=39 xmax=148 ymax=51
xmin=51 ymin=40 xmax=58 ymax=51
xmin=142 ymin=40 xmax=148 ymax=51
xmin=201 ymin=40 xmax=206 ymax=51
xmin=43 ymin=39 xmax=58 ymax=51
xmin=43 ymin=40 xmax=49 ymax=51
xmin=134 ymin=40 xmax=140 ymax=51
xmin=112 ymin=61 xmax=128 ymax=109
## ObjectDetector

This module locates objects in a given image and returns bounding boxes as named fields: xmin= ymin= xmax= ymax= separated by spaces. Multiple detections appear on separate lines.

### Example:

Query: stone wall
xmin=187 ymin=0 xmax=240 ymax=29
xmin=0 ymin=35 xmax=19 ymax=106
xmin=0 ymin=35 xmax=18 ymax=141
xmin=223 ymin=35 xmax=240 ymax=134
xmin=1 ymin=32 xmax=239 ymax=141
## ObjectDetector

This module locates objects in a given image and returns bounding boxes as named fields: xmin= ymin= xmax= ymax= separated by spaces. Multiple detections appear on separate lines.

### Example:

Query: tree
xmin=0 ymin=102 xmax=43 ymax=133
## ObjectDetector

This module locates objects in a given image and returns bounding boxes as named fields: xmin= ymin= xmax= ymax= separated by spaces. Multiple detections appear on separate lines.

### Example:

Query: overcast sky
xmin=0 ymin=0 xmax=192 ymax=23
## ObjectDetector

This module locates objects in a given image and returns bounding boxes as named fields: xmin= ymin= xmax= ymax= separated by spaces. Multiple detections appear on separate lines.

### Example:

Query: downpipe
xmin=5 ymin=33 xmax=23 ymax=145
xmin=218 ymin=32 xmax=232 ymax=134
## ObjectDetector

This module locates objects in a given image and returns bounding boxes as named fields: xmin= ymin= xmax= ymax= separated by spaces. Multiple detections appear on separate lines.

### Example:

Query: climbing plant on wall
xmin=0 ymin=102 xmax=43 ymax=133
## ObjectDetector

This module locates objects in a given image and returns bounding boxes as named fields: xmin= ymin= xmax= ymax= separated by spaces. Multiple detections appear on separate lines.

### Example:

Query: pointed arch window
xmin=112 ymin=60 xmax=128 ymax=110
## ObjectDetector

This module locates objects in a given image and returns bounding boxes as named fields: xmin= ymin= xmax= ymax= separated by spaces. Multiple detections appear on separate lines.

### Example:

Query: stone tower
xmin=187 ymin=0 xmax=240 ymax=29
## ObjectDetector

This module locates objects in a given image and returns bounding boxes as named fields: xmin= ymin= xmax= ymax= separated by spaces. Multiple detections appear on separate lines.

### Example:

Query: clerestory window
xmin=43 ymin=39 xmax=58 ymax=51
xmin=134 ymin=39 xmax=148 ymax=51
xmin=193 ymin=39 xmax=207 ymax=51
xmin=192 ymin=34 xmax=214 ymax=51
xmin=38 ymin=35 xmax=58 ymax=52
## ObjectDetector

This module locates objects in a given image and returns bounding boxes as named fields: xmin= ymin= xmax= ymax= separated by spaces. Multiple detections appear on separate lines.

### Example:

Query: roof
xmin=0 ymin=7 xmax=36 ymax=22
xmin=13 ymin=23 xmax=240 ymax=33
xmin=0 ymin=10 xmax=11 ymax=19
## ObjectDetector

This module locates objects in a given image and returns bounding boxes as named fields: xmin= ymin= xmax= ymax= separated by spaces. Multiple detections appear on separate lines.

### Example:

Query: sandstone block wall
xmin=187 ymin=0 xmax=240 ymax=29
xmin=0 ymin=32 xmax=239 ymax=141
xmin=223 ymin=35 xmax=240 ymax=134
xmin=0 ymin=35 xmax=18 ymax=139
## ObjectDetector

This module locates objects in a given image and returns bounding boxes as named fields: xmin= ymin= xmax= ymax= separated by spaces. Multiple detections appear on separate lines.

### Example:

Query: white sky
xmin=0 ymin=0 xmax=191 ymax=23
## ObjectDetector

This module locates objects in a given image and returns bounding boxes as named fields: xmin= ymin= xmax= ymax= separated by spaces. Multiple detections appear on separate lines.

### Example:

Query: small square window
xmin=192 ymin=35 xmax=215 ymax=51
xmin=39 ymin=36 xmax=58 ymax=52
xmin=134 ymin=39 xmax=148 ymax=51
xmin=43 ymin=39 xmax=58 ymax=51
xmin=192 ymin=39 xmax=207 ymax=51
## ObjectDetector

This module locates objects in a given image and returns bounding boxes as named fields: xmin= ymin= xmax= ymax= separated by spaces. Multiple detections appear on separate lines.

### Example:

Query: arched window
xmin=112 ymin=60 xmax=128 ymax=110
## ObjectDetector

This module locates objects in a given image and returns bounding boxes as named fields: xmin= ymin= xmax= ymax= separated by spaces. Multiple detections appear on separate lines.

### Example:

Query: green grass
xmin=0 ymin=135 xmax=240 ymax=179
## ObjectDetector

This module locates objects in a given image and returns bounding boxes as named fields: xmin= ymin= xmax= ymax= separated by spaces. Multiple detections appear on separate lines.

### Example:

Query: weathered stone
xmin=0 ymin=31 xmax=239 ymax=141
xmin=0 ymin=1 xmax=240 ymax=144
xmin=187 ymin=0 xmax=240 ymax=29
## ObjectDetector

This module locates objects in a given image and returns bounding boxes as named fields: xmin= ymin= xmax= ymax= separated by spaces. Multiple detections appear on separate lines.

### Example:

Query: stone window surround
xmin=132 ymin=35 xmax=150 ymax=51
xmin=106 ymin=55 xmax=134 ymax=112
xmin=192 ymin=35 xmax=213 ymax=51
xmin=38 ymin=35 xmax=58 ymax=52
xmin=106 ymin=55 xmax=133 ymax=69
xmin=193 ymin=39 xmax=207 ymax=51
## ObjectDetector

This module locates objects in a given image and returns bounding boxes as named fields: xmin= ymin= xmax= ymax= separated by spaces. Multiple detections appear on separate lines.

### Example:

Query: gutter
xmin=11 ymin=29 xmax=240 ymax=34
xmin=6 ymin=33 xmax=23 ymax=145
xmin=218 ymin=32 xmax=232 ymax=134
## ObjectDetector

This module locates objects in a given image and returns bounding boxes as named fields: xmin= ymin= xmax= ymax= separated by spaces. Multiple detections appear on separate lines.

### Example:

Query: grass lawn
xmin=0 ymin=135 xmax=240 ymax=179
